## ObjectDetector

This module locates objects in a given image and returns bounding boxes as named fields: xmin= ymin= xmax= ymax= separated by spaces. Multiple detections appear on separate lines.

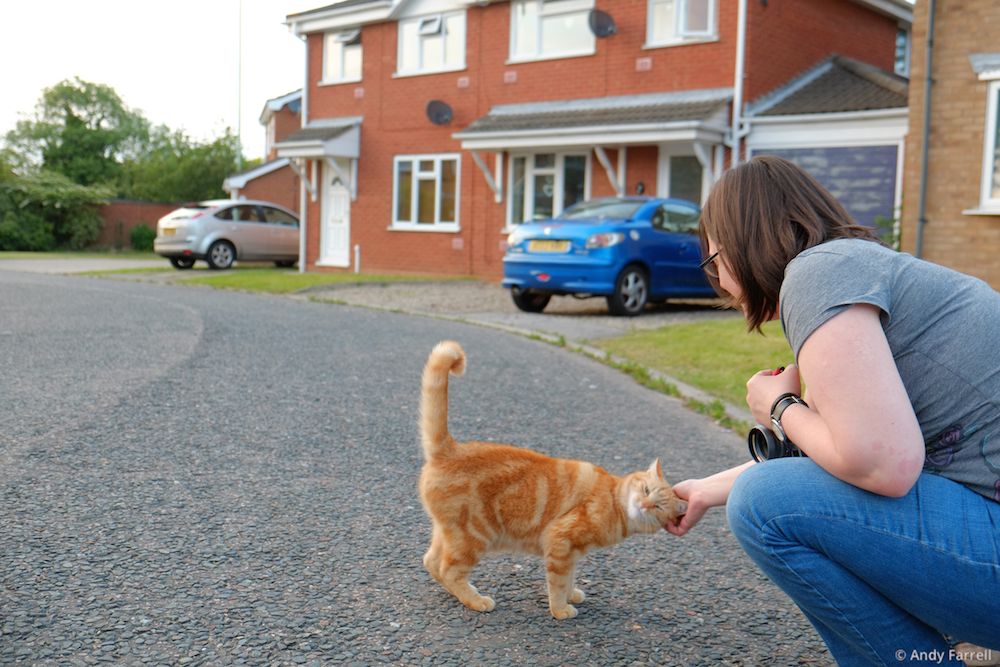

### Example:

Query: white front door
xmin=320 ymin=167 xmax=350 ymax=267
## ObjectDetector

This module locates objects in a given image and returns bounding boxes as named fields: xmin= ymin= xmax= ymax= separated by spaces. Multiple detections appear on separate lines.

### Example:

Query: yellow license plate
xmin=528 ymin=240 xmax=570 ymax=253
xmin=162 ymin=228 xmax=176 ymax=237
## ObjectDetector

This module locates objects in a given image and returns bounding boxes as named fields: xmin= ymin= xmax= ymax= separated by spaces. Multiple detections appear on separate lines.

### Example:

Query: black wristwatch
xmin=769 ymin=393 xmax=808 ymax=444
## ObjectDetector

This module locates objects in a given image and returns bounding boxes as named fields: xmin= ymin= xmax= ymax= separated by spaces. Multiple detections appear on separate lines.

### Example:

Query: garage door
xmin=754 ymin=146 xmax=899 ymax=229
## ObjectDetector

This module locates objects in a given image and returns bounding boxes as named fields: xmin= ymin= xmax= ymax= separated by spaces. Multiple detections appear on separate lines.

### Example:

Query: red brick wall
xmin=240 ymin=164 xmax=301 ymax=214
xmin=94 ymin=200 xmax=179 ymax=249
xmin=901 ymin=0 xmax=1000 ymax=288
xmin=268 ymin=107 xmax=302 ymax=162
xmin=301 ymin=0 xmax=901 ymax=279
xmin=745 ymin=0 xmax=898 ymax=102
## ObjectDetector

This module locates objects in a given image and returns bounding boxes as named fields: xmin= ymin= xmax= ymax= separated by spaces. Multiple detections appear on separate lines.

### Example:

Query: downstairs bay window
xmin=508 ymin=153 xmax=589 ymax=226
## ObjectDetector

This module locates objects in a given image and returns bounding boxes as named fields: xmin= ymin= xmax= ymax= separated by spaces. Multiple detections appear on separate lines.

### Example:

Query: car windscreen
xmin=557 ymin=200 xmax=645 ymax=221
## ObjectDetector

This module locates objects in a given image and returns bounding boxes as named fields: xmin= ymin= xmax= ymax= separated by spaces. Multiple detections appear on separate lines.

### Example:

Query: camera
xmin=747 ymin=425 xmax=807 ymax=462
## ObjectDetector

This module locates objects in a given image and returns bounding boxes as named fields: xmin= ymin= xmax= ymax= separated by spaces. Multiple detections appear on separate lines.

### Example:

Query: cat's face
xmin=625 ymin=459 xmax=687 ymax=529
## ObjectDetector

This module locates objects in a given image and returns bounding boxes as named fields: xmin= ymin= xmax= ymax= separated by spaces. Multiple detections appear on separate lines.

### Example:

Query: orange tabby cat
xmin=418 ymin=341 xmax=686 ymax=620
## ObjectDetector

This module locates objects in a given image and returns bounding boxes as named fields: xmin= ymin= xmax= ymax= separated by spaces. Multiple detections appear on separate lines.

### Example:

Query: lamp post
xmin=236 ymin=0 xmax=243 ymax=172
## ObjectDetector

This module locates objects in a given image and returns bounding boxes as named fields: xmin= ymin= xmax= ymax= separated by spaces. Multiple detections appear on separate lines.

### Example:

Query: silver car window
xmin=236 ymin=205 xmax=265 ymax=222
xmin=263 ymin=207 xmax=298 ymax=226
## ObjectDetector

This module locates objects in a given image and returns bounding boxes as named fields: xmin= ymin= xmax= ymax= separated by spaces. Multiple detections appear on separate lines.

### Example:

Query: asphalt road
xmin=0 ymin=271 xmax=830 ymax=666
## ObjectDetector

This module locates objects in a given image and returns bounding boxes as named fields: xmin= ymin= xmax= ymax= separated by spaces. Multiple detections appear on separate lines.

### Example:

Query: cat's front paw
xmin=550 ymin=604 xmax=578 ymax=620
xmin=569 ymin=588 xmax=586 ymax=604
xmin=464 ymin=595 xmax=495 ymax=612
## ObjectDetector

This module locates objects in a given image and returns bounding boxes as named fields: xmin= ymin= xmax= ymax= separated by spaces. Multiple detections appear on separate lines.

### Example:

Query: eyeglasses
xmin=699 ymin=250 xmax=719 ymax=279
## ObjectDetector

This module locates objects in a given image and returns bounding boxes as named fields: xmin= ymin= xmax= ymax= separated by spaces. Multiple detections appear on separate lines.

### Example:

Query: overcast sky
xmin=0 ymin=0 xmax=318 ymax=160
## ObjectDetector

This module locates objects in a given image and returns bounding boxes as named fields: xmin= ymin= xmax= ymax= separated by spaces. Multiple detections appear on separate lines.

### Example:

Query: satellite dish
xmin=588 ymin=9 xmax=617 ymax=38
xmin=426 ymin=100 xmax=453 ymax=126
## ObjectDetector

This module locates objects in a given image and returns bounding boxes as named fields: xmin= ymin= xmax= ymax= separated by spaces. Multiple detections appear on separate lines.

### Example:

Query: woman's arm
xmin=665 ymin=461 xmax=755 ymax=536
xmin=747 ymin=304 xmax=924 ymax=497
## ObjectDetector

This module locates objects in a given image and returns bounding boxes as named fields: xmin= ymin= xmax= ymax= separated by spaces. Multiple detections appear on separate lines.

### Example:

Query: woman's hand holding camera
xmin=746 ymin=364 xmax=802 ymax=425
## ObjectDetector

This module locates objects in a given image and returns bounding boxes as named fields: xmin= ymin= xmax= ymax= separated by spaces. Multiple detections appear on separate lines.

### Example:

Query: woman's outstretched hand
xmin=665 ymin=461 xmax=757 ymax=537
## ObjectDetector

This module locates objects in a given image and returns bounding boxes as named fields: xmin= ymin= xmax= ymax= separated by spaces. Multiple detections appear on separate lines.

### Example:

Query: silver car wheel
xmin=207 ymin=241 xmax=235 ymax=270
xmin=607 ymin=266 xmax=649 ymax=316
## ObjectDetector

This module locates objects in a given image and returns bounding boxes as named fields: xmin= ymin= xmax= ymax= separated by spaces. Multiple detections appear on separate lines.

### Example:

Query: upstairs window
xmin=397 ymin=12 xmax=466 ymax=75
xmin=510 ymin=0 xmax=595 ymax=62
xmin=894 ymin=27 xmax=910 ymax=77
xmin=647 ymin=0 xmax=716 ymax=46
xmin=323 ymin=29 xmax=362 ymax=84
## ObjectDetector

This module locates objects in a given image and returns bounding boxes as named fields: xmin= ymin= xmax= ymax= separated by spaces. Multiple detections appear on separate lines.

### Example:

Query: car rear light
xmin=585 ymin=232 xmax=624 ymax=249
xmin=537 ymin=273 xmax=551 ymax=282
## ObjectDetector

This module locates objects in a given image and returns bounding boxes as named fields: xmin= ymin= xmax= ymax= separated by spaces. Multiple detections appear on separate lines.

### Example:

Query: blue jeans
xmin=727 ymin=459 xmax=1000 ymax=665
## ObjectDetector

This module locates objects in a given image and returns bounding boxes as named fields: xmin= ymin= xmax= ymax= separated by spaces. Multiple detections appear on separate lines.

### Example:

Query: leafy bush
xmin=0 ymin=208 xmax=55 ymax=251
xmin=0 ymin=166 xmax=109 ymax=250
xmin=130 ymin=224 xmax=156 ymax=251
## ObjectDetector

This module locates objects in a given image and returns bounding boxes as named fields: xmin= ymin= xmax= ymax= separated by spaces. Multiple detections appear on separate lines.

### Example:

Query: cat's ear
xmin=647 ymin=458 xmax=664 ymax=479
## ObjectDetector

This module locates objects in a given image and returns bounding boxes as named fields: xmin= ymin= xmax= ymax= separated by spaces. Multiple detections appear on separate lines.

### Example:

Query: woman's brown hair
xmin=699 ymin=155 xmax=881 ymax=332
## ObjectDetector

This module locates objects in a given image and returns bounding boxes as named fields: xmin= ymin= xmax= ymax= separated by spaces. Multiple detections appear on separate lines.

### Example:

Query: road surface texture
xmin=0 ymin=270 xmax=829 ymax=666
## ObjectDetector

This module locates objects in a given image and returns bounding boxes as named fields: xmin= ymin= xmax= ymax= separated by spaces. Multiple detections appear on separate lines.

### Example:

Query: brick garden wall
xmin=94 ymin=200 xmax=179 ymax=250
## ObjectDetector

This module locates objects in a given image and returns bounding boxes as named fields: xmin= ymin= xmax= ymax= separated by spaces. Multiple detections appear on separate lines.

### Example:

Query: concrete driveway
xmin=303 ymin=281 xmax=739 ymax=344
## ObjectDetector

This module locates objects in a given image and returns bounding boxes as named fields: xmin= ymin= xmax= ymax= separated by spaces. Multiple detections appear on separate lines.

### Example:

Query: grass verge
xmin=585 ymin=318 xmax=791 ymax=431
xmin=181 ymin=269 xmax=475 ymax=294
xmin=0 ymin=250 xmax=159 ymax=260
xmin=590 ymin=318 xmax=790 ymax=408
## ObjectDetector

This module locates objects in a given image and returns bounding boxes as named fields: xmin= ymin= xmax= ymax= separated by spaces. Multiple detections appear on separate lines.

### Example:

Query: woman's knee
xmin=726 ymin=459 xmax=826 ymax=546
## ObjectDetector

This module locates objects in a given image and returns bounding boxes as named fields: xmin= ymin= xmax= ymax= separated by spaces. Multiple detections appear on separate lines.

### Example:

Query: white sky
xmin=0 ymin=0 xmax=319 ymax=161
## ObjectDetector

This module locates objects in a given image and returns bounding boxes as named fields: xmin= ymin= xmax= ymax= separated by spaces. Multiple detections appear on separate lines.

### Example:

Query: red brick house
xmin=279 ymin=0 xmax=912 ymax=277
xmin=223 ymin=90 xmax=303 ymax=214
xmin=901 ymin=0 xmax=1000 ymax=289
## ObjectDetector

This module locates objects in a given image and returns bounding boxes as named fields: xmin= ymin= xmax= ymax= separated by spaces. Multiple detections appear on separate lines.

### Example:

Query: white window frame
xmin=396 ymin=11 xmax=467 ymax=77
xmin=978 ymin=80 xmax=1000 ymax=213
xmin=645 ymin=0 xmax=718 ymax=49
xmin=391 ymin=154 xmax=461 ymax=232
xmin=505 ymin=152 xmax=591 ymax=229
xmin=509 ymin=0 xmax=596 ymax=64
xmin=322 ymin=29 xmax=363 ymax=85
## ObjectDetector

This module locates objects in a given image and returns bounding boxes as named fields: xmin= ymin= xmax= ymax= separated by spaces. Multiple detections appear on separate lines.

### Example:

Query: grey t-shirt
xmin=780 ymin=238 xmax=1000 ymax=502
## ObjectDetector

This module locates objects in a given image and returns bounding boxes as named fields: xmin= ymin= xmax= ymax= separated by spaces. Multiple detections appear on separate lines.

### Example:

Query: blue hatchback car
xmin=502 ymin=196 xmax=717 ymax=316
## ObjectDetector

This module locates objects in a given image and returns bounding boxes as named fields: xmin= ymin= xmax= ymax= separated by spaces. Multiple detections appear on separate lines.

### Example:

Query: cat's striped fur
xmin=418 ymin=341 xmax=686 ymax=619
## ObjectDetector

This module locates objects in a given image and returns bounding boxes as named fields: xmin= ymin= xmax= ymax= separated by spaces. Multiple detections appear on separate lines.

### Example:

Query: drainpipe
xmin=915 ymin=0 xmax=936 ymax=259
xmin=297 ymin=31 xmax=309 ymax=274
xmin=730 ymin=0 xmax=749 ymax=166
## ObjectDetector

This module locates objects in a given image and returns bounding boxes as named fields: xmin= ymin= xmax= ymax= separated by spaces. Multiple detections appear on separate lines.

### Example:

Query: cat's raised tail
xmin=420 ymin=341 xmax=466 ymax=462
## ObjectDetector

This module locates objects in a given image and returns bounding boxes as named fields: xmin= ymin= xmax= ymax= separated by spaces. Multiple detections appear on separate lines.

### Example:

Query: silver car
xmin=154 ymin=199 xmax=299 ymax=270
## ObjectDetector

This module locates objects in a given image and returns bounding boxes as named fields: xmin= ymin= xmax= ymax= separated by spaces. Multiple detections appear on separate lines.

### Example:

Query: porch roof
xmin=275 ymin=118 xmax=362 ymax=159
xmin=748 ymin=56 xmax=907 ymax=117
xmin=453 ymin=88 xmax=732 ymax=151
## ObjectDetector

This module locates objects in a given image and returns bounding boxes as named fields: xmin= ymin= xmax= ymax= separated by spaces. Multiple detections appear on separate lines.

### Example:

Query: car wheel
xmin=607 ymin=265 xmax=648 ymax=317
xmin=206 ymin=241 xmax=236 ymax=270
xmin=169 ymin=257 xmax=196 ymax=270
xmin=511 ymin=287 xmax=551 ymax=313
xmin=274 ymin=260 xmax=296 ymax=268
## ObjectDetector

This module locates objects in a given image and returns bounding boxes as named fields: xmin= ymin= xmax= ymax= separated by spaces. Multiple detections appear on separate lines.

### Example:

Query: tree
xmin=4 ymin=77 xmax=149 ymax=186
xmin=119 ymin=126 xmax=240 ymax=202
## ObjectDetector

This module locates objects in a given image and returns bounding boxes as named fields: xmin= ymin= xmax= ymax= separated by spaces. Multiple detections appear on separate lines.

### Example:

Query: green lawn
xmin=181 ymin=268 xmax=475 ymax=294
xmin=590 ymin=318 xmax=793 ymax=409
